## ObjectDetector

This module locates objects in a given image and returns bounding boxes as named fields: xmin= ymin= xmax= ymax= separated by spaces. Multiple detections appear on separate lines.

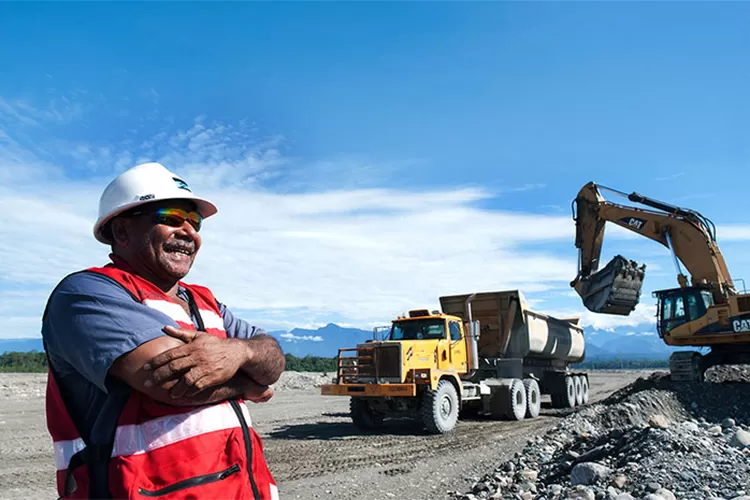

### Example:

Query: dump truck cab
xmin=322 ymin=309 xmax=469 ymax=396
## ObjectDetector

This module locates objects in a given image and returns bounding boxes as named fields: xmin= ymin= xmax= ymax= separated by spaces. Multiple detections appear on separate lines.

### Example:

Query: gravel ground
xmin=453 ymin=366 xmax=750 ymax=500
xmin=0 ymin=369 xmax=647 ymax=500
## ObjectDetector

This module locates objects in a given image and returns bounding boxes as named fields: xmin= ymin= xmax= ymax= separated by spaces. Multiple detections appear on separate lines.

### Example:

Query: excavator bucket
xmin=574 ymin=255 xmax=646 ymax=316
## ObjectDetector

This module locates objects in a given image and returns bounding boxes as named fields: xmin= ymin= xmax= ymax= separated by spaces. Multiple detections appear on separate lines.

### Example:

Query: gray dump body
xmin=439 ymin=290 xmax=585 ymax=363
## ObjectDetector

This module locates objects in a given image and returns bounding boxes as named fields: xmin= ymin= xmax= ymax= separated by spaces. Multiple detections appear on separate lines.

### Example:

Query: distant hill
xmin=0 ymin=338 xmax=44 ymax=354
xmin=1 ymin=323 xmax=698 ymax=361
xmin=268 ymin=323 xmax=374 ymax=358
xmin=584 ymin=331 xmax=695 ymax=361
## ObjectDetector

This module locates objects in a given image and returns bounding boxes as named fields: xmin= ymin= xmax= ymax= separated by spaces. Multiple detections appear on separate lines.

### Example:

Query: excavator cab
xmin=654 ymin=286 xmax=714 ymax=337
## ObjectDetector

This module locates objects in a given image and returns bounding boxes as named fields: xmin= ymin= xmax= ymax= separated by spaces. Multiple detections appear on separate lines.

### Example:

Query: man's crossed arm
xmin=111 ymin=327 xmax=285 ymax=406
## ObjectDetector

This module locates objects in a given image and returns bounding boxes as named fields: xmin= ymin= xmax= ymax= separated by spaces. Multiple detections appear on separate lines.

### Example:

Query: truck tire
xmin=489 ymin=379 xmax=526 ymax=421
xmin=580 ymin=375 xmax=590 ymax=405
xmin=574 ymin=375 xmax=583 ymax=406
xmin=421 ymin=380 xmax=459 ymax=434
xmin=523 ymin=378 xmax=541 ymax=419
xmin=563 ymin=375 xmax=577 ymax=408
xmin=350 ymin=398 xmax=385 ymax=431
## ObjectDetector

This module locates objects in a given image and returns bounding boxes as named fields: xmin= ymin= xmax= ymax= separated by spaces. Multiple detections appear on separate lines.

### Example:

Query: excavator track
xmin=576 ymin=255 xmax=646 ymax=316
xmin=669 ymin=351 xmax=705 ymax=382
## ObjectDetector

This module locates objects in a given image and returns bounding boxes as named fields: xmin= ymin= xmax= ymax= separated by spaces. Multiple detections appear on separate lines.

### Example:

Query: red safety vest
xmin=45 ymin=259 xmax=279 ymax=499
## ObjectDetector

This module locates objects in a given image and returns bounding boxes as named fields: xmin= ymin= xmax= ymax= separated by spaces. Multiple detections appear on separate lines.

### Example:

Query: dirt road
xmin=0 ymin=370 xmax=654 ymax=500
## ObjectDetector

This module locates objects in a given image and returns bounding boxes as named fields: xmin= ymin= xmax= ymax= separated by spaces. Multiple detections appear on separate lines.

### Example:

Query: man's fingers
xmin=163 ymin=325 xmax=199 ymax=343
xmin=149 ymin=356 xmax=197 ymax=385
xmin=144 ymin=344 xmax=191 ymax=372
xmin=171 ymin=369 xmax=213 ymax=398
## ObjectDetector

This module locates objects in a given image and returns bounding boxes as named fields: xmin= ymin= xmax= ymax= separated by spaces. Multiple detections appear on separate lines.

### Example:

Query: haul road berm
xmin=321 ymin=290 xmax=589 ymax=434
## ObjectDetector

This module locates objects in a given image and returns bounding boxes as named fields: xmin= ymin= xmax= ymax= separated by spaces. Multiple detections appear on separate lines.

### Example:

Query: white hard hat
xmin=93 ymin=162 xmax=218 ymax=244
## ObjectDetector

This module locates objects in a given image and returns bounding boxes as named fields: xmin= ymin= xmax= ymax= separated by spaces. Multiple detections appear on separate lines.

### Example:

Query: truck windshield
xmin=389 ymin=319 xmax=446 ymax=341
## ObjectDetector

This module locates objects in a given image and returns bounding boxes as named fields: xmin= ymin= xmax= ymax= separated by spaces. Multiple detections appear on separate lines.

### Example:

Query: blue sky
xmin=1 ymin=2 xmax=750 ymax=341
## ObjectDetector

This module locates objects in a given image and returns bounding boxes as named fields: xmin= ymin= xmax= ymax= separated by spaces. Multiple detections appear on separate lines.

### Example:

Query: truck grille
xmin=337 ymin=344 xmax=401 ymax=383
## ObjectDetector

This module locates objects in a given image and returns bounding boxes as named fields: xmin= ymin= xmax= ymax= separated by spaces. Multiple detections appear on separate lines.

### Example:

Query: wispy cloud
xmin=718 ymin=225 xmax=750 ymax=241
xmin=279 ymin=333 xmax=324 ymax=342
xmin=0 ymin=96 xmax=86 ymax=127
xmin=548 ymin=303 xmax=658 ymax=333
xmin=3 ymin=96 xmax=749 ymax=339
xmin=654 ymin=172 xmax=685 ymax=182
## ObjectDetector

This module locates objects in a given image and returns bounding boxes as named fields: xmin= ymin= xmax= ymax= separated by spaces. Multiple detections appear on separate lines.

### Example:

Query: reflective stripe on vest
xmin=54 ymin=402 xmax=252 ymax=470
xmin=142 ymin=298 xmax=225 ymax=331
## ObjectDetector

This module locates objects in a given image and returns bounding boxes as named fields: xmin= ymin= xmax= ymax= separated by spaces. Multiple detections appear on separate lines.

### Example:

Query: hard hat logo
xmin=93 ymin=162 xmax=217 ymax=245
xmin=173 ymin=177 xmax=191 ymax=192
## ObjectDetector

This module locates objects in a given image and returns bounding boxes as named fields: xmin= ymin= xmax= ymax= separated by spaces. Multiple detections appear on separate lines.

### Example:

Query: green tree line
xmin=0 ymin=351 xmax=48 ymax=372
xmin=0 ymin=351 xmax=338 ymax=374
xmin=0 ymin=350 xmax=670 ymax=374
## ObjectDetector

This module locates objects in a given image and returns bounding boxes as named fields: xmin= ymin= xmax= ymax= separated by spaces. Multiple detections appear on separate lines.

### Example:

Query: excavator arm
xmin=571 ymin=182 xmax=735 ymax=315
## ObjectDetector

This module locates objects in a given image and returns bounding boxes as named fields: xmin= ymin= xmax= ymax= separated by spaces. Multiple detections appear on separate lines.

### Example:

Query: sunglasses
xmin=129 ymin=207 xmax=203 ymax=232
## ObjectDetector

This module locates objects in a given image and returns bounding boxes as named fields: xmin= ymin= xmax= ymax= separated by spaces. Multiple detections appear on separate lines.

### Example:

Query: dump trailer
xmin=321 ymin=290 xmax=588 ymax=434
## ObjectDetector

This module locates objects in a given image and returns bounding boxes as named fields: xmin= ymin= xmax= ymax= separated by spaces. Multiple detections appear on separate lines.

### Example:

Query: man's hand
xmin=144 ymin=326 xmax=249 ymax=398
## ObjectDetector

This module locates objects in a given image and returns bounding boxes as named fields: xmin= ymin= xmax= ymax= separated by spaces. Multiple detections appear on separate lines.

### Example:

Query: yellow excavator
xmin=571 ymin=181 xmax=750 ymax=382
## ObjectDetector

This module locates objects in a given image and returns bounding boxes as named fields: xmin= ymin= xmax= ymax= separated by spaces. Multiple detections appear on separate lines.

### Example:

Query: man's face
xmin=114 ymin=200 xmax=203 ymax=283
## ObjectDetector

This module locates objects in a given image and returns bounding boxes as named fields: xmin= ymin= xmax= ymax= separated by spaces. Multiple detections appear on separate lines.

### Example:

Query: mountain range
xmin=1 ymin=323 xmax=693 ymax=361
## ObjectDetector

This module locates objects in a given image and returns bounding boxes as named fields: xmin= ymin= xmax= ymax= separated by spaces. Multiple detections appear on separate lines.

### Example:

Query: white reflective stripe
xmin=52 ymin=404 xmax=252 ymax=471
xmin=53 ymin=437 xmax=86 ymax=470
xmin=270 ymin=483 xmax=279 ymax=500
xmin=200 ymin=309 xmax=225 ymax=331
xmin=143 ymin=299 xmax=191 ymax=324
xmin=112 ymin=402 xmax=252 ymax=457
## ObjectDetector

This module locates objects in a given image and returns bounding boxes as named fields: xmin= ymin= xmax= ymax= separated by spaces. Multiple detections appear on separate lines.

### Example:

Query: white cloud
xmin=279 ymin=333 xmax=324 ymax=343
xmin=547 ymin=302 xmax=658 ymax=333
xmin=3 ymin=104 xmax=745 ymax=339
xmin=624 ymin=331 xmax=656 ymax=337
xmin=0 ymin=115 xmax=583 ymax=337
xmin=0 ymin=96 xmax=85 ymax=126
xmin=719 ymin=225 xmax=750 ymax=241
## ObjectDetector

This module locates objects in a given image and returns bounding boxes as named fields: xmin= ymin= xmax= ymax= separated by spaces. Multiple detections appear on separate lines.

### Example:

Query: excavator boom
xmin=571 ymin=182 xmax=735 ymax=316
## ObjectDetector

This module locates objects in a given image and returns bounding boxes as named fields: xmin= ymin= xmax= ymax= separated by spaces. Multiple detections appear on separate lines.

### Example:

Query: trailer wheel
xmin=421 ymin=380 xmax=459 ymax=434
xmin=523 ymin=379 xmax=541 ymax=419
xmin=563 ymin=375 xmax=577 ymax=408
xmin=574 ymin=375 xmax=583 ymax=406
xmin=579 ymin=375 xmax=590 ymax=405
xmin=350 ymin=398 xmax=385 ymax=431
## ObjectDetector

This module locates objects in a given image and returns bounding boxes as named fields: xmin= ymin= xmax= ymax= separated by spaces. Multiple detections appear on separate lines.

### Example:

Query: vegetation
xmin=284 ymin=354 xmax=337 ymax=372
xmin=0 ymin=350 xmax=671 ymax=374
xmin=0 ymin=351 xmax=339 ymax=374
xmin=0 ymin=351 xmax=47 ymax=373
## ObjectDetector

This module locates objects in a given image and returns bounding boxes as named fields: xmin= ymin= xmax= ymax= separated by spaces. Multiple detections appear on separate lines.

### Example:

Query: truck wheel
xmin=350 ymin=398 xmax=384 ymax=431
xmin=421 ymin=380 xmax=459 ymax=434
xmin=563 ymin=375 xmax=577 ymax=408
xmin=489 ymin=379 xmax=526 ymax=420
xmin=523 ymin=379 xmax=541 ymax=419
xmin=574 ymin=375 xmax=583 ymax=406
xmin=579 ymin=375 xmax=590 ymax=405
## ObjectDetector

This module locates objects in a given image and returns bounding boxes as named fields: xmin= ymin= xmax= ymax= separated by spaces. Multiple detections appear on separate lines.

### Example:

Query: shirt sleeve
xmin=218 ymin=302 xmax=268 ymax=339
xmin=42 ymin=271 xmax=181 ymax=393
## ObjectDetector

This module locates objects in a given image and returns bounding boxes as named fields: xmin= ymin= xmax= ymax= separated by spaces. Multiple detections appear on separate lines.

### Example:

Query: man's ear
xmin=110 ymin=218 xmax=130 ymax=248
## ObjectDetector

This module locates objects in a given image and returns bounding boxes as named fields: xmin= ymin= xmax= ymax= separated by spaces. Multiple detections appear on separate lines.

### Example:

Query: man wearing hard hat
xmin=41 ymin=162 xmax=284 ymax=499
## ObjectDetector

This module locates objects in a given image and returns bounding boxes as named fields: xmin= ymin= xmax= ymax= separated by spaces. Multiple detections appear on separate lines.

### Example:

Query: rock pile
xmin=271 ymin=371 xmax=332 ymax=391
xmin=453 ymin=370 xmax=750 ymax=500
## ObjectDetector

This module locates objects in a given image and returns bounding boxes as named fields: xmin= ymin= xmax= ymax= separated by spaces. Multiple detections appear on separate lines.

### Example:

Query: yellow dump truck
xmin=321 ymin=290 xmax=588 ymax=434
